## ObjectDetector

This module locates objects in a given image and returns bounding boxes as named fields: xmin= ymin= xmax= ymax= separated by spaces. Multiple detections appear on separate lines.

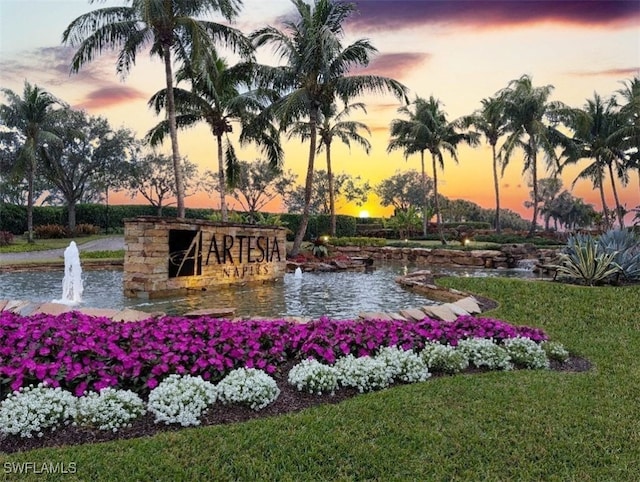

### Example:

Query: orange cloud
xmin=567 ymin=67 xmax=640 ymax=78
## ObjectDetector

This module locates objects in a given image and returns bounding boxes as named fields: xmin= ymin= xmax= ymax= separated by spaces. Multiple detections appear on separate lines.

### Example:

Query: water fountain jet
xmin=53 ymin=241 xmax=83 ymax=306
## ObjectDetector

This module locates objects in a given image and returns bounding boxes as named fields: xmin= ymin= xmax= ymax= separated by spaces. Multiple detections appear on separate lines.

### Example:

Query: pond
xmin=0 ymin=262 xmax=542 ymax=319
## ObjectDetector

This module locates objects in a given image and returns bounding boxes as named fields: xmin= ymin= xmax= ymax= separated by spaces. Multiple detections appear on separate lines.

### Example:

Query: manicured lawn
xmin=1 ymin=278 xmax=638 ymax=481
xmin=0 ymin=235 xmax=109 ymax=254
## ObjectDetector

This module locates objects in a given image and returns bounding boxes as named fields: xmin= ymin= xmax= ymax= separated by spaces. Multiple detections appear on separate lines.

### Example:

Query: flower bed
xmin=0 ymin=310 xmax=576 ymax=450
xmin=0 ymin=311 xmax=548 ymax=398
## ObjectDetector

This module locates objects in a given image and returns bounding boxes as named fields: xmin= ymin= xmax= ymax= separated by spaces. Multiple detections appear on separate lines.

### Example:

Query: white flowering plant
xmin=216 ymin=368 xmax=280 ymax=410
xmin=333 ymin=354 xmax=392 ymax=392
xmin=147 ymin=374 xmax=217 ymax=426
xmin=375 ymin=346 xmax=431 ymax=383
xmin=288 ymin=359 xmax=339 ymax=395
xmin=541 ymin=341 xmax=570 ymax=362
xmin=75 ymin=388 xmax=145 ymax=432
xmin=502 ymin=337 xmax=550 ymax=369
xmin=420 ymin=342 xmax=470 ymax=374
xmin=0 ymin=383 xmax=77 ymax=438
xmin=456 ymin=338 xmax=513 ymax=371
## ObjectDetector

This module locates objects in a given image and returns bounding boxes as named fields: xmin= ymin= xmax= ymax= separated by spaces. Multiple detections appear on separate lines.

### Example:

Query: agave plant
xmin=554 ymin=234 xmax=621 ymax=286
xmin=596 ymin=229 xmax=640 ymax=282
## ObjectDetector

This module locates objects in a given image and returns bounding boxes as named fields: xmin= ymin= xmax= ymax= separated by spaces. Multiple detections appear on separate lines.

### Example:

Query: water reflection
xmin=0 ymin=262 xmax=543 ymax=319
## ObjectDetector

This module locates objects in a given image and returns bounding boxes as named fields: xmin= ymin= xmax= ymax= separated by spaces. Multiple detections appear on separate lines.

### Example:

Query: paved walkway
xmin=0 ymin=236 xmax=125 ymax=264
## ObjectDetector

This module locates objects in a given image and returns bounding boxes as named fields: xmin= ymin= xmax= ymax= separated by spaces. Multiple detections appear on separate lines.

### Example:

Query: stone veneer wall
xmin=124 ymin=217 xmax=287 ymax=299
xmin=333 ymin=244 xmax=559 ymax=269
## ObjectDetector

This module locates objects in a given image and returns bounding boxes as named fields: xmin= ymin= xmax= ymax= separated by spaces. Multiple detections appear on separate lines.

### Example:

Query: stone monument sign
xmin=124 ymin=217 xmax=287 ymax=299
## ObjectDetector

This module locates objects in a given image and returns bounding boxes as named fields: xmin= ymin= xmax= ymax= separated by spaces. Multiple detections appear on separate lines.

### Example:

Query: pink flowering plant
xmin=0 ymin=310 xmax=548 ymax=399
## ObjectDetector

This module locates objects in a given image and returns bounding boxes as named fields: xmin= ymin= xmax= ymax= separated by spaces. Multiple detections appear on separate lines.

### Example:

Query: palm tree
xmin=289 ymin=102 xmax=371 ymax=236
xmin=0 ymin=81 xmax=62 ymax=242
xmin=462 ymin=94 xmax=508 ymax=233
xmin=62 ymin=0 xmax=251 ymax=218
xmin=251 ymin=0 xmax=407 ymax=256
xmin=147 ymin=57 xmax=281 ymax=222
xmin=388 ymin=96 xmax=476 ymax=243
xmin=615 ymin=76 xmax=640 ymax=194
xmin=561 ymin=93 xmax=626 ymax=230
xmin=500 ymin=75 xmax=568 ymax=236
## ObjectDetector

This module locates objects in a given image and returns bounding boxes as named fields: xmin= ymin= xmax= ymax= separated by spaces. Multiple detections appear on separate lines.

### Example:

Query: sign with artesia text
xmin=124 ymin=218 xmax=288 ymax=299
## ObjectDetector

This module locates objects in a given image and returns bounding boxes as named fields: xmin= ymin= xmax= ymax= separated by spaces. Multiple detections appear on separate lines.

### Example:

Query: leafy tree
xmin=500 ymin=75 xmax=570 ymax=236
xmin=251 ymin=0 xmax=407 ymax=256
xmin=289 ymin=102 xmax=371 ymax=236
xmin=283 ymin=170 xmax=370 ymax=216
xmin=441 ymin=199 xmax=484 ymax=224
xmin=375 ymin=170 xmax=433 ymax=213
xmin=147 ymin=56 xmax=281 ymax=222
xmin=205 ymin=159 xmax=296 ymax=223
xmin=388 ymin=96 xmax=477 ymax=244
xmin=0 ymin=81 xmax=63 ymax=242
xmin=63 ymin=0 xmax=251 ymax=218
xmin=126 ymin=153 xmax=199 ymax=216
xmin=462 ymin=93 xmax=509 ymax=232
xmin=40 ymin=109 xmax=137 ymax=231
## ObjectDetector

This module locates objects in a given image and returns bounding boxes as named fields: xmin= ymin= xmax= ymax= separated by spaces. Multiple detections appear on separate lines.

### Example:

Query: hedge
xmin=0 ymin=204 xmax=360 ymax=240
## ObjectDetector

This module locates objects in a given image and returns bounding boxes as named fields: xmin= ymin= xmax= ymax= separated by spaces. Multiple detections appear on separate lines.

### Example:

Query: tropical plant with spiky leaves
xmin=250 ymin=0 xmax=408 ymax=256
xmin=554 ymin=233 xmax=621 ymax=285
xmin=62 ymin=0 xmax=251 ymax=218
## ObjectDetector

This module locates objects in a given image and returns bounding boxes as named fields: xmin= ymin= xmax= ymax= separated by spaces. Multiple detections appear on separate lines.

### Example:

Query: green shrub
xmin=280 ymin=214 xmax=357 ymax=240
xmin=330 ymin=237 xmax=386 ymax=247
xmin=73 ymin=223 xmax=100 ymax=236
xmin=34 ymin=224 xmax=68 ymax=239
xmin=0 ymin=231 xmax=14 ymax=247
xmin=0 ymin=203 xmax=27 ymax=234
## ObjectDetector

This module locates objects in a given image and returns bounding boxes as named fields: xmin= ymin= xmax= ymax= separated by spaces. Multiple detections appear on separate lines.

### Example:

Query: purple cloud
xmin=347 ymin=1 xmax=640 ymax=32
xmin=74 ymin=86 xmax=147 ymax=110
xmin=354 ymin=52 xmax=430 ymax=77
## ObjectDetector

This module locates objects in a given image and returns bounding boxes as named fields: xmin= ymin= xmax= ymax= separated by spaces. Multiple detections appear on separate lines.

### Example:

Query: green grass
xmin=79 ymin=250 xmax=124 ymax=260
xmin=1 ymin=279 xmax=639 ymax=480
xmin=0 ymin=235 xmax=109 ymax=254
xmin=385 ymin=239 xmax=503 ymax=250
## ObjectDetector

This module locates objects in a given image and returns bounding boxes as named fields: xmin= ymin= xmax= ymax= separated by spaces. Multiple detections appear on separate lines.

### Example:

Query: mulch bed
xmin=0 ymin=356 xmax=592 ymax=455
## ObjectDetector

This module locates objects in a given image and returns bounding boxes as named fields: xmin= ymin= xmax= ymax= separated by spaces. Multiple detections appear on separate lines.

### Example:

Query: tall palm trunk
xmin=326 ymin=142 xmax=336 ymax=236
xmin=607 ymin=162 xmax=624 ymax=229
xmin=162 ymin=44 xmax=185 ymax=219
xmin=431 ymin=153 xmax=445 ymax=245
xmin=491 ymin=143 xmax=501 ymax=234
xmin=597 ymin=169 xmax=610 ymax=229
xmin=420 ymin=150 xmax=427 ymax=237
xmin=528 ymin=142 xmax=538 ymax=237
xmin=291 ymin=108 xmax=319 ymax=257
xmin=216 ymin=134 xmax=228 ymax=222
xmin=26 ymin=155 xmax=35 ymax=244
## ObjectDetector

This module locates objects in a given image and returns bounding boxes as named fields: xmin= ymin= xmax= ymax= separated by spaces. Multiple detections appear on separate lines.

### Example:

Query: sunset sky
xmin=1 ymin=0 xmax=638 ymax=220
